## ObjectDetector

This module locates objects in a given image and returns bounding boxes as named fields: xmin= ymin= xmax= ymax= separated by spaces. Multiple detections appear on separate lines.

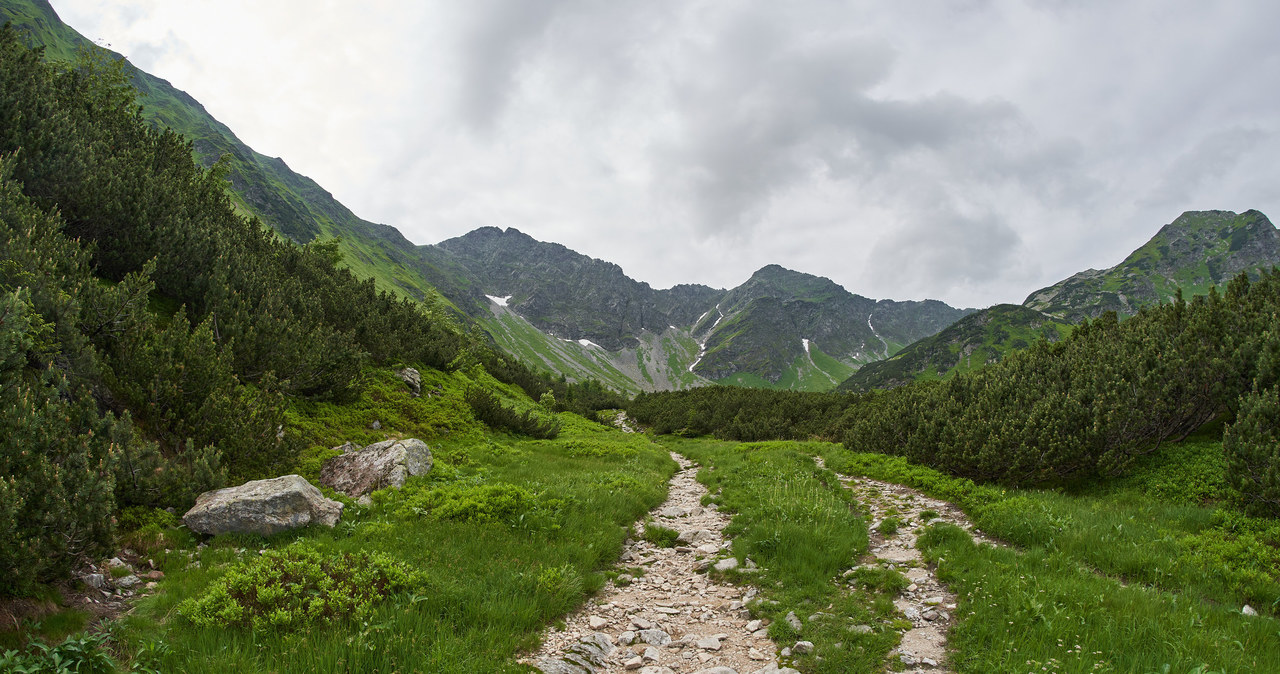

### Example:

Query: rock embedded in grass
xmin=183 ymin=474 xmax=343 ymax=536
xmin=319 ymin=438 xmax=432 ymax=497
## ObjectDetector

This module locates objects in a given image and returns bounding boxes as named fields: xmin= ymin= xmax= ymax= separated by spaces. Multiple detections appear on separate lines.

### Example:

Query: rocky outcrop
xmin=398 ymin=367 xmax=422 ymax=397
xmin=183 ymin=475 xmax=342 ymax=537
xmin=319 ymin=438 xmax=432 ymax=498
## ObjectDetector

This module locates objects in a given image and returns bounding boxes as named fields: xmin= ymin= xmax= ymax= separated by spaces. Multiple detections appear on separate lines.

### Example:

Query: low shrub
xmin=0 ymin=632 xmax=117 ymax=674
xmin=178 ymin=542 xmax=424 ymax=631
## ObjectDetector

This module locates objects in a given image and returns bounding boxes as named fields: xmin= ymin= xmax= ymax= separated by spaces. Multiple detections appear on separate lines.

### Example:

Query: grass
xmin=811 ymin=438 xmax=1280 ymax=672
xmin=664 ymin=438 xmax=901 ymax=672
xmin=104 ymin=374 xmax=677 ymax=673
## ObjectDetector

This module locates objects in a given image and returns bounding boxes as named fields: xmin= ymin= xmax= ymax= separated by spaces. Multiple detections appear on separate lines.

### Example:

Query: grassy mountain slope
xmin=1024 ymin=210 xmax=1280 ymax=322
xmin=0 ymin=0 xmax=461 ymax=308
xmin=844 ymin=210 xmax=1280 ymax=391
xmin=838 ymin=304 xmax=1073 ymax=391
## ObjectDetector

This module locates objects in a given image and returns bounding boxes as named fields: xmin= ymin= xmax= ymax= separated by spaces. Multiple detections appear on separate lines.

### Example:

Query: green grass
xmin=111 ymin=387 xmax=676 ymax=672
xmin=665 ymin=438 xmax=900 ymax=672
xmin=810 ymin=439 xmax=1280 ymax=672
xmin=921 ymin=522 xmax=1278 ymax=673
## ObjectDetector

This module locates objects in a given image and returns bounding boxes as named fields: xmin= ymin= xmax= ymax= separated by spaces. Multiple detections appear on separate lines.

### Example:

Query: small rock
xmin=632 ymin=617 xmax=653 ymax=630
xmin=848 ymin=624 xmax=873 ymax=635
xmin=748 ymin=648 xmax=768 ymax=660
xmin=924 ymin=596 xmax=945 ymax=605
xmin=588 ymin=616 xmax=608 ymax=630
xmin=780 ymin=647 xmax=792 ymax=657
xmin=785 ymin=611 xmax=802 ymax=631
xmin=619 ymin=630 xmax=637 ymax=646
xmin=370 ymin=420 xmax=381 ymax=430
xmin=714 ymin=558 xmax=739 ymax=572
xmin=922 ymin=609 xmax=938 ymax=621
xmin=696 ymin=636 xmax=722 ymax=651
xmin=624 ymin=656 xmax=644 ymax=670
xmin=638 ymin=629 xmax=672 ymax=646
xmin=643 ymin=646 xmax=661 ymax=662
xmin=80 ymin=573 xmax=107 ymax=589
xmin=115 ymin=575 xmax=141 ymax=589
xmin=792 ymin=641 xmax=814 ymax=655
xmin=690 ymin=668 xmax=737 ymax=674
xmin=745 ymin=619 xmax=763 ymax=632
xmin=1243 ymin=605 xmax=1258 ymax=616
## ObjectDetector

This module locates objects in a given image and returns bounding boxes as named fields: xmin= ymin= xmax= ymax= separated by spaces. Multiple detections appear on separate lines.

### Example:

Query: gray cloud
xmin=50 ymin=0 xmax=1280 ymax=308
xmin=1142 ymin=126 xmax=1269 ymax=208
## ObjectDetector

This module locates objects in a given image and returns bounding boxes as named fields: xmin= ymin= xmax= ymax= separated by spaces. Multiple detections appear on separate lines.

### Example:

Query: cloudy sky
xmin=53 ymin=1 xmax=1280 ymax=308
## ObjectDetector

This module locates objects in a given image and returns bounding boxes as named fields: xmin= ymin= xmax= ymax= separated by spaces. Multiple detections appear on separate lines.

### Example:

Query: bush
xmin=178 ymin=542 xmax=424 ymax=631
xmin=0 ymin=632 xmax=118 ymax=674
xmin=1224 ymin=386 xmax=1280 ymax=517
xmin=397 ymin=482 xmax=554 ymax=526
xmin=464 ymin=387 xmax=561 ymax=439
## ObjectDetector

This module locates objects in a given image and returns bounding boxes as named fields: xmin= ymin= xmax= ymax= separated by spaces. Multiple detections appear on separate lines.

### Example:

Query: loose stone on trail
xmin=525 ymin=452 xmax=792 ymax=674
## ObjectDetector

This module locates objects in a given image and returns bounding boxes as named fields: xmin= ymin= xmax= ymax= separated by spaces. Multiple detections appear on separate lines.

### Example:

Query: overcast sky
xmin=52 ymin=1 xmax=1280 ymax=308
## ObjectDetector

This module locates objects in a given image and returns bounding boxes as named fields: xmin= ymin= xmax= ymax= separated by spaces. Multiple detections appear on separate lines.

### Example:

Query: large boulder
xmin=183 ymin=475 xmax=343 ymax=537
xmin=320 ymin=438 xmax=432 ymax=498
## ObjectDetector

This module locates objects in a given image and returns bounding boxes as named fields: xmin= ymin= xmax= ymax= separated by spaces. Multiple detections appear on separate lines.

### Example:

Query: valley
xmin=1 ymin=2 xmax=1279 ymax=674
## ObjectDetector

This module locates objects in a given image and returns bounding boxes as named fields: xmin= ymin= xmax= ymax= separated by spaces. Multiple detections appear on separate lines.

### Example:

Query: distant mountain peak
xmin=1024 ymin=209 xmax=1279 ymax=322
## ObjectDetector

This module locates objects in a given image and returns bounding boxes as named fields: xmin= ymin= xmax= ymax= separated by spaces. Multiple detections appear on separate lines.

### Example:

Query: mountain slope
xmin=421 ymin=232 xmax=973 ymax=392
xmin=838 ymin=304 xmax=1073 ymax=391
xmin=1024 ymin=210 xmax=1280 ymax=323
xmin=843 ymin=209 xmax=1280 ymax=391
xmin=691 ymin=265 xmax=971 ymax=384
xmin=0 ymin=0 xmax=462 ymax=307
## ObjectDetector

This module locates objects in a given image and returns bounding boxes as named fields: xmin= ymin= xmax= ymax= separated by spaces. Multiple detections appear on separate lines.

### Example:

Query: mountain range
xmin=3 ymin=0 xmax=1279 ymax=395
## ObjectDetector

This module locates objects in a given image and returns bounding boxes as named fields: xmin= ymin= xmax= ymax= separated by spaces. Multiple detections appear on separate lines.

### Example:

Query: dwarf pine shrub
xmin=1225 ymin=386 xmax=1280 ymax=517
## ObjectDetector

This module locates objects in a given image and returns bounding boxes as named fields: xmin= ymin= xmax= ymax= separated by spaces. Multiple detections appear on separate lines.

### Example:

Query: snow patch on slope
xmin=689 ymin=305 xmax=726 ymax=373
xmin=486 ymin=295 xmax=512 ymax=307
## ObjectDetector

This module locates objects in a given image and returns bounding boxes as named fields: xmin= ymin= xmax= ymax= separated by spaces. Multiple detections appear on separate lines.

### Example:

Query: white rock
xmin=714 ymin=558 xmax=739 ymax=572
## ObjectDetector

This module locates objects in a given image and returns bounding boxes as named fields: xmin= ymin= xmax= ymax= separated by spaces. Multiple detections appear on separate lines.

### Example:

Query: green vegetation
xmin=1225 ymin=385 xmax=1280 ymax=516
xmin=809 ymin=441 xmax=1280 ymax=671
xmin=840 ymin=304 xmax=1073 ymax=392
xmin=641 ymin=522 xmax=681 ymax=548
xmin=630 ymin=386 xmax=858 ymax=441
xmin=667 ymin=439 xmax=901 ymax=672
xmin=110 ymin=418 xmax=674 ymax=673
xmin=178 ymin=543 xmax=426 ymax=631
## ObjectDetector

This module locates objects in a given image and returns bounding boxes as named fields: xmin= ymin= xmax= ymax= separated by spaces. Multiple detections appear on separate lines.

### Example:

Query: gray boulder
xmin=183 ymin=475 xmax=342 ymax=537
xmin=319 ymin=438 xmax=432 ymax=498
xmin=398 ymin=367 xmax=422 ymax=397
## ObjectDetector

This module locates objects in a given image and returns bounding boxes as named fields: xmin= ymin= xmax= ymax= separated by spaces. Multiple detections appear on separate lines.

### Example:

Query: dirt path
xmin=833 ymin=472 xmax=1002 ymax=673
xmin=526 ymin=453 xmax=797 ymax=674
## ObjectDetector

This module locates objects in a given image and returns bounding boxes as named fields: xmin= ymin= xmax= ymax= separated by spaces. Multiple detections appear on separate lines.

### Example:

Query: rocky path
xmin=833 ymin=472 xmax=1000 ymax=674
xmin=526 ymin=453 xmax=797 ymax=674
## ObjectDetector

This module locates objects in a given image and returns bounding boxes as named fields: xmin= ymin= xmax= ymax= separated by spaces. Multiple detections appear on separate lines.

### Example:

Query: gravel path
xmin=833 ymin=472 xmax=1000 ymax=674
xmin=525 ymin=453 xmax=797 ymax=674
